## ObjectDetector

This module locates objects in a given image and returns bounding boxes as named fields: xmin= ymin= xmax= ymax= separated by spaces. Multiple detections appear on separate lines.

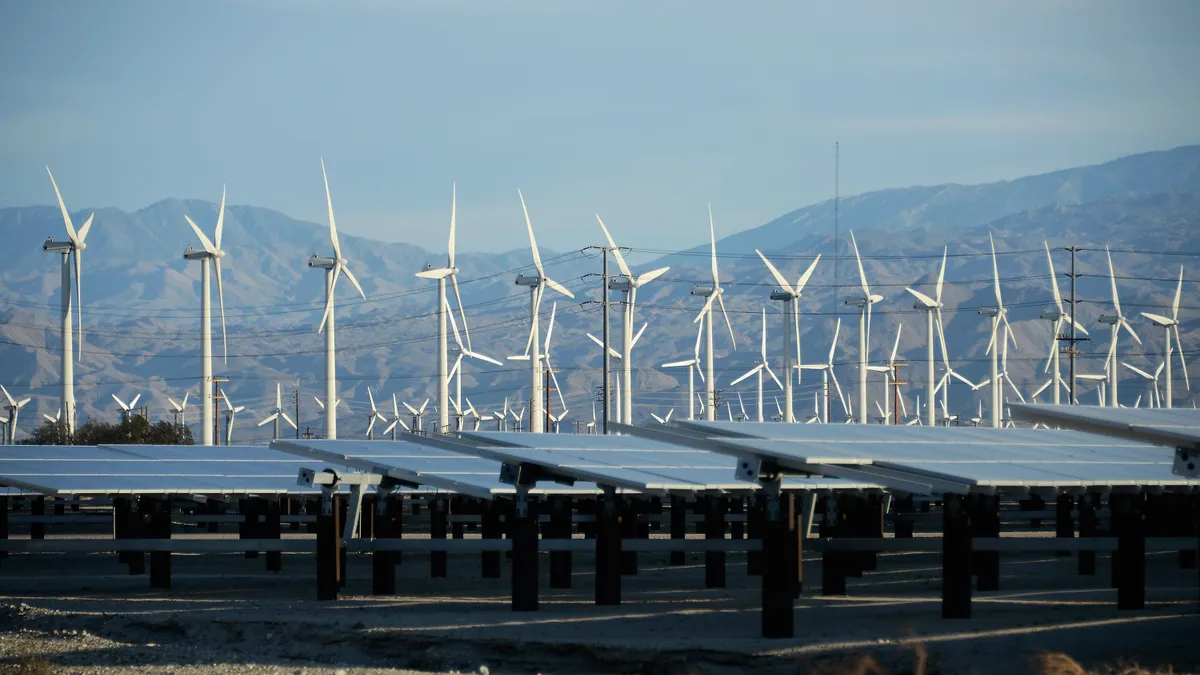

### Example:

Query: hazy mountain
xmin=2 ymin=145 xmax=1198 ymax=441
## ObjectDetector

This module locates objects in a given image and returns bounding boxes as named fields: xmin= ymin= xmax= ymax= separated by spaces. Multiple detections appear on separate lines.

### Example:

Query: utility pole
xmin=294 ymin=389 xmax=301 ymax=439
xmin=890 ymin=362 xmax=908 ymax=425
xmin=212 ymin=377 xmax=229 ymax=446
xmin=544 ymin=369 xmax=552 ymax=432
xmin=601 ymin=247 xmax=611 ymax=434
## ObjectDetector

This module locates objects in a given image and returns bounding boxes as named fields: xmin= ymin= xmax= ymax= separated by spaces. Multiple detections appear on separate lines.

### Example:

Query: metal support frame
xmin=942 ymin=493 xmax=972 ymax=619
xmin=511 ymin=488 xmax=539 ymax=611
xmin=760 ymin=472 xmax=794 ymax=639
xmin=595 ymin=489 xmax=622 ymax=606
xmin=747 ymin=493 xmax=764 ymax=575
xmin=148 ymin=497 xmax=172 ymax=590
xmin=1078 ymin=493 xmax=1098 ymax=575
xmin=620 ymin=498 xmax=639 ymax=575
xmin=704 ymin=494 xmax=726 ymax=589
xmin=0 ymin=496 xmax=8 ymax=566
xmin=548 ymin=496 xmax=572 ymax=589
xmin=1056 ymin=493 xmax=1075 ymax=557
xmin=670 ymin=495 xmax=686 ymax=566
xmin=1113 ymin=492 xmax=1146 ymax=610
xmin=30 ymin=497 xmax=45 ymax=540
xmin=481 ymin=500 xmax=502 ymax=578
xmin=972 ymin=494 xmax=1000 ymax=592
xmin=430 ymin=496 xmax=448 ymax=578
xmin=316 ymin=490 xmax=341 ymax=601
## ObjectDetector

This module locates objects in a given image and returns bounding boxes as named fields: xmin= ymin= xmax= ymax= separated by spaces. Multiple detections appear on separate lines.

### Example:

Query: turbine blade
xmin=518 ymin=189 xmax=543 ymax=275
xmin=989 ymin=232 xmax=1003 ymax=307
xmin=448 ymin=182 xmax=456 ymax=269
xmin=755 ymin=250 xmax=794 ymax=295
xmin=730 ymin=365 xmax=761 ymax=386
xmin=1045 ymin=242 xmax=1063 ymax=310
xmin=74 ymin=246 xmax=84 ymax=360
xmin=1004 ymin=374 xmax=1026 ymax=403
xmin=281 ymin=412 xmax=296 ymax=429
xmin=542 ymin=276 xmax=574 ymax=299
xmin=1122 ymin=362 xmax=1153 ymax=380
xmin=184 ymin=214 xmax=217 ymax=254
xmin=764 ymin=363 xmax=783 ymax=391
xmin=1175 ymin=324 xmax=1190 ymax=390
xmin=889 ymin=324 xmax=902 ymax=364
xmin=450 ymin=274 xmax=471 ymax=352
xmin=111 ymin=393 xmax=127 ymax=410
xmin=129 ymin=394 xmax=141 ymax=409
xmin=320 ymin=158 xmax=342 ymax=260
xmin=341 ymin=263 xmax=367 ymax=300
xmin=716 ymin=291 xmax=736 ymax=349
xmin=318 ymin=265 xmax=341 ymax=334
xmin=794 ymin=254 xmax=821 ymax=294
xmin=849 ymin=230 xmax=870 ymax=299
xmin=258 ymin=413 xmax=278 ymax=427
xmin=544 ymin=302 xmax=557 ymax=352
xmin=936 ymin=246 xmax=947 ymax=303
xmin=596 ymin=215 xmax=632 ymax=279
xmin=1121 ymin=319 xmax=1141 ymax=345
xmin=446 ymin=297 xmax=464 ymax=350
xmin=905 ymin=287 xmax=937 ymax=308
xmin=214 ymin=185 xmax=226 ymax=250
xmin=1173 ymin=266 xmax=1184 ymax=321
xmin=707 ymin=203 xmax=719 ymax=287
xmin=46 ymin=167 xmax=78 ymax=244
xmin=636 ymin=266 xmax=669 ymax=286
xmin=368 ymin=386 xmax=378 ymax=413
xmin=631 ymin=322 xmax=648 ymax=349
xmin=549 ymin=366 xmax=567 ymax=411
xmin=1106 ymin=246 xmax=1121 ymax=317
xmin=215 ymin=258 xmax=227 ymax=362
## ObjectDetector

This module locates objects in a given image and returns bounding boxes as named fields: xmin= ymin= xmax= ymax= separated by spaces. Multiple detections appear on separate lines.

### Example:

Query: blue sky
xmin=2 ymin=0 xmax=1198 ymax=253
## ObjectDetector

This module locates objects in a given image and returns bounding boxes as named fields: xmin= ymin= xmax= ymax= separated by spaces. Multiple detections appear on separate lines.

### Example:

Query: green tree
xmin=27 ymin=417 xmax=193 ymax=445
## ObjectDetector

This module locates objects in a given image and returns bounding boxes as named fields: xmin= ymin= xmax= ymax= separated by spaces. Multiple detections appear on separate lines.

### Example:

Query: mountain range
xmin=2 ymin=145 xmax=1198 ymax=441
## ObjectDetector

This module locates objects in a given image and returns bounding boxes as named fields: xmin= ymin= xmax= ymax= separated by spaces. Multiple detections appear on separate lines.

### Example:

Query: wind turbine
xmin=1122 ymin=363 xmax=1163 ymax=409
xmin=257 ymin=384 xmax=296 ymax=441
xmin=383 ymin=395 xmax=410 ymax=439
xmin=112 ymin=393 xmax=141 ymax=424
xmin=866 ymin=325 xmax=902 ymax=424
xmin=181 ymin=187 xmax=230 ymax=446
xmin=905 ymin=247 xmax=947 ymax=426
xmin=403 ymin=400 xmax=430 ymax=434
xmin=416 ymin=184 xmax=472 ymax=434
xmin=981 ymin=234 xmax=1018 ymax=428
xmin=42 ymin=409 xmax=62 ymax=427
xmin=308 ymin=159 xmax=368 ymax=440
xmin=798 ymin=318 xmax=849 ymax=424
xmin=42 ymin=167 xmax=93 ymax=437
xmin=514 ymin=191 xmax=574 ymax=433
xmin=1 ymin=386 xmax=30 ymax=444
xmin=844 ymin=231 xmax=883 ymax=425
xmin=168 ymin=393 xmax=190 ymax=432
xmin=223 ymin=395 xmax=245 ymax=445
xmin=363 ymin=387 xmax=389 ymax=440
xmin=597 ymin=216 xmax=669 ymax=425
xmin=1140 ymin=266 xmax=1189 ymax=408
xmin=447 ymin=297 xmax=502 ymax=428
xmin=730 ymin=309 xmax=783 ymax=422
xmin=1041 ymin=243 xmax=1089 ymax=406
xmin=662 ymin=324 xmax=705 ymax=420
xmin=755 ymin=249 xmax=820 ymax=423
xmin=1099 ymin=247 xmax=1140 ymax=408
xmin=692 ymin=205 xmax=737 ymax=421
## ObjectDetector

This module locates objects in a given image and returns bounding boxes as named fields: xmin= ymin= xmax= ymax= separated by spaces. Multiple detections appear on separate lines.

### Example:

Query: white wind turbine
xmin=403 ymin=399 xmax=430 ymax=434
xmin=416 ymin=184 xmax=472 ymax=434
xmin=168 ymin=393 xmax=190 ymax=432
xmin=313 ymin=396 xmax=343 ymax=434
xmin=597 ymin=216 xmax=670 ymax=424
xmin=42 ymin=409 xmax=62 ymax=427
xmin=223 ymin=395 xmax=245 ymax=445
xmin=309 ymin=159 xmax=367 ymax=440
xmin=1140 ymin=266 xmax=1189 ymax=408
xmin=112 ymin=393 xmax=141 ymax=423
xmin=364 ymin=387 xmax=389 ymax=440
xmin=755 ymin=250 xmax=820 ymax=423
xmin=383 ymin=395 xmax=410 ymax=439
xmin=933 ymin=314 xmax=983 ymax=425
xmin=844 ymin=231 xmax=883 ymax=425
xmin=798 ymin=318 xmax=849 ymax=424
xmin=693 ymin=205 xmax=737 ymax=421
xmin=982 ymin=234 xmax=1018 ymax=428
xmin=183 ymin=186 xmax=229 ymax=447
xmin=1100 ymin=246 xmax=1140 ymax=408
xmin=730 ymin=309 xmax=783 ymax=423
xmin=1 ymin=386 xmax=30 ymax=444
xmin=661 ymin=324 xmax=705 ymax=420
xmin=257 ymin=384 xmax=296 ymax=441
xmin=42 ymin=167 xmax=93 ymax=437
xmin=866 ymin=325 xmax=903 ymax=424
xmin=447 ymin=297 xmax=503 ymax=429
xmin=514 ymin=191 xmax=574 ymax=433
xmin=905 ymin=247 xmax=947 ymax=426
xmin=1042 ymin=243 xmax=1089 ymax=405
xmin=1122 ymin=363 xmax=1163 ymax=409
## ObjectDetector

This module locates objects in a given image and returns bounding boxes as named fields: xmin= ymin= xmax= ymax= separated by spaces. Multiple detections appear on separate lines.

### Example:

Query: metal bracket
xmin=499 ymin=462 xmax=575 ymax=488
xmin=1174 ymin=447 xmax=1199 ymax=479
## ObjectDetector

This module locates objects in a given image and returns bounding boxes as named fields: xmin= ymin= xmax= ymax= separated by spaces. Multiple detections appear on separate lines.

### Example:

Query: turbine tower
xmin=799 ymin=319 xmax=849 ymax=423
xmin=416 ymin=184 xmax=471 ymax=435
xmin=42 ymin=167 xmax=92 ymax=437
xmin=905 ymin=247 xmax=947 ymax=427
xmin=755 ymin=249 xmax=820 ymax=423
xmin=514 ymin=190 xmax=574 ymax=433
xmin=844 ymin=231 xmax=882 ymax=424
xmin=692 ymin=205 xmax=736 ymax=421
xmin=662 ymin=324 xmax=705 ymax=420
xmin=982 ymin=234 xmax=1017 ymax=428
xmin=1140 ymin=266 xmax=1188 ymax=407
xmin=309 ymin=159 xmax=367 ymax=440
xmin=1100 ymin=246 xmax=1140 ymax=408
xmin=596 ymin=216 xmax=669 ymax=425
xmin=182 ymin=187 xmax=229 ymax=446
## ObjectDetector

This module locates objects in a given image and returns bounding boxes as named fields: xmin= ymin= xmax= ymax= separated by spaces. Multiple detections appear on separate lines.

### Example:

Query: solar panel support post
xmin=316 ymin=490 xmax=340 ymax=601
xmin=30 ymin=496 xmax=44 ymax=540
xmin=595 ymin=489 xmax=622 ymax=606
xmin=1055 ymin=494 xmax=1075 ymax=557
xmin=371 ymin=491 xmax=397 ymax=595
xmin=746 ymin=493 xmax=764 ymax=575
xmin=481 ymin=500 xmax=501 ymax=579
xmin=430 ymin=496 xmax=448 ymax=578
xmin=240 ymin=498 xmax=260 ymax=559
xmin=511 ymin=490 xmax=539 ymax=611
xmin=972 ymin=494 xmax=1000 ymax=592
xmin=704 ymin=494 xmax=727 ymax=588
xmin=148 ymin=498 xmax=172 ymax=590
xmin=1114 ymin=492 xmax=1146 ymax=610
xmin=1078 ymin=493 xmax=1098 ymax=575
xmin=760 ymin=475 xmax=794 ymax=638
xmin=669 ymin=495 xmax=686 ymax=565
xmin=548 ymin=496 xmax=572 ymax=589
xmin=894 ymin=495 xmax=914 ymax=539
xmin=941 ymin=493 xmax=972 ymax=619
xmin=0 ymin=496 xmax=9 ymax=565
xmin=264 ymin=500 xmax=282 ymax=572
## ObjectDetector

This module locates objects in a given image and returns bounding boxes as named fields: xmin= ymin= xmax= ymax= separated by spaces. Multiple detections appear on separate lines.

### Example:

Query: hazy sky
xmin=2 ymin=1 xmax=1198 ymax=253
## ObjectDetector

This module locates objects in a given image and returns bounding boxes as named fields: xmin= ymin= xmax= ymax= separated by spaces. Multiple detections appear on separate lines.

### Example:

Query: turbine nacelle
xmin=308 ymin=255 xmax=337 ymax=269
xmin=42 ymin=239 xmax=74 ymax=254
xmin=690 ymin=284 xmax=715 ymax=297
xmin=515 ymin=273 xmax=541 ymax=287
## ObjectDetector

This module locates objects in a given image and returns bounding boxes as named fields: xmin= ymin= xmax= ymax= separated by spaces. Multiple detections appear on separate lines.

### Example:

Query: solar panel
xmin=0 ymin=445 xmax=356 ymax=496
xmin=1010 ymin=404 xmax=1200 ymax=447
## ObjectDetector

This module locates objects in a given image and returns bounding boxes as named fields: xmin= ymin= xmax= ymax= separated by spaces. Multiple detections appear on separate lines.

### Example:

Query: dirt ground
xmin=1 ymin=535 xmax=1198 ymax=675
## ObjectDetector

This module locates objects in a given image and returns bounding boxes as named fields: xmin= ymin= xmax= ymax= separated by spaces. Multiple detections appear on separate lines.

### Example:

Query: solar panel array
xmin=670 ymin=420 xmax=1198 ymax=491
xmin=0 ymin=444 xmax=352 ymax=495
xmin=1010 ymin=404 xmax=1200 ymax=447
